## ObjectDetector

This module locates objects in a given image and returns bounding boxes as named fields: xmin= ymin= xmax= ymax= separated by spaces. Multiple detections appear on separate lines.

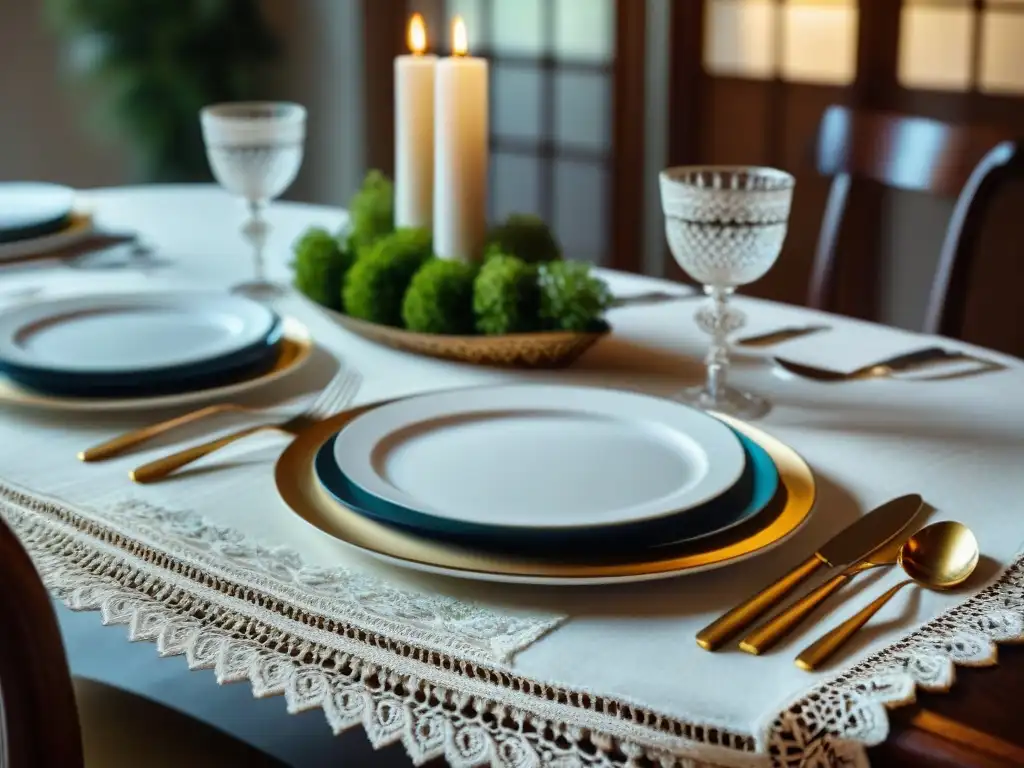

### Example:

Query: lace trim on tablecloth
xmin=0 ymin=484 xmax=755 ymax=768
xmin=763 ymin=553 xmax=1024 ymax=767
xmin=101 ymin=497 xmax=559 ymax=666
xmin=12 ymin=479 xmax=1022 ymax=768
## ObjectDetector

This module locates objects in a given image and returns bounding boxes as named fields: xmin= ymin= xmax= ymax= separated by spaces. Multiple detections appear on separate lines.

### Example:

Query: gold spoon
xmin=795 ymin=521 xmax=979 ymax=671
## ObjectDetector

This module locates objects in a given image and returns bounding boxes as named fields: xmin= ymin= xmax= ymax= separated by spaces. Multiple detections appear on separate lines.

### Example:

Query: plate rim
xmin=0 ymin=290 xmax=279 ymax=376
xmin=0 ymin=315 xmax=313 ymax=412
xmin=275 ymin=401 xmax=817 ymax=586
xmin=331 ymin=383 xmax=747 ymax=532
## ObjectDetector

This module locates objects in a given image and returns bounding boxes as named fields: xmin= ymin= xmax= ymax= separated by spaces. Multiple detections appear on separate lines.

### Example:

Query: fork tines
xmin=308 ymin=368 xmax=363 ymax=419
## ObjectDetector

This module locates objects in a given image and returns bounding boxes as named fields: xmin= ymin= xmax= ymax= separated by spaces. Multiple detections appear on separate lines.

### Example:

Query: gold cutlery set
xmin=697 ymin=494 xmax=980 ymax=670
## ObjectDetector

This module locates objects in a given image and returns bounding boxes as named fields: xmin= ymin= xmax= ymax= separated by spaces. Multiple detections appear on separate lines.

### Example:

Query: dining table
xmin=2 ymin=183 xmax=1024 ymax=768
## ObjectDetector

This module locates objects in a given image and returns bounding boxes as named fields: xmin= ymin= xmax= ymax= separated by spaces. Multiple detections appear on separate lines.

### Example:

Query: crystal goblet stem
xmin=682 ymin=286 xmax=770 ymax=419
xmin=702 ymin=286 xmax=739 ymax=397
xmin=241 ymin=199 xmax=270 ymax=285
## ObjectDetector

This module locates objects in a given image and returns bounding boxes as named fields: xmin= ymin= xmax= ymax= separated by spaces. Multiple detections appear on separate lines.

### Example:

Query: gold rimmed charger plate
xmin=276 ymin=401 xmax=816 ymax=585
xmin=0 ymin=316 xmax=313 ymax=412
xmin=329 ymin=311 xmax=608 ymax=369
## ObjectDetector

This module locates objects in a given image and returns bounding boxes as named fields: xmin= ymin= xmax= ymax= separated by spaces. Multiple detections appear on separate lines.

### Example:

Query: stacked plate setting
xmin=0 ymin=292 xmax=286 ymax=400
xmin=298 ymin=384 xmax=815 ymax=584
xmin=0 ymin=182 xmax=95 ymax=261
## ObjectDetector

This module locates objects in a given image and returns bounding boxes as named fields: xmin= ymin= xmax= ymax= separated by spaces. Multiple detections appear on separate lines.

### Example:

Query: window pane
xmin=780 ymin=1 xmax=857 ymax=85
xmin=554 ymin=71 xmax=611 ymax=152
xmin=554 ymin=161 xmax=608 ymax=265
xmin=492 ymin=65 xmax=543 ymax=141
xmin=704 ymin=0 xmax=776 ymax=80
xmin=491 ymin=153 xmax=543 ymax=221
xmin=554 ymin=0 xmax=615 ymax=62
xmin=980 ymin=11 xmax=1024 ymax=93
xmin=492 ymin=0 xmax=545 ymax=56
xmin=898 ymin=3 xmax=974 ymax=91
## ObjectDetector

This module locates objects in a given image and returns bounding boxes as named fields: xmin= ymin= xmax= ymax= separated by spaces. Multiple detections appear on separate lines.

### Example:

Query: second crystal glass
xmin=200 ymin=102 xmax=306 ymax=299
xmin=660 ymin=166 xmax=795 ymax=419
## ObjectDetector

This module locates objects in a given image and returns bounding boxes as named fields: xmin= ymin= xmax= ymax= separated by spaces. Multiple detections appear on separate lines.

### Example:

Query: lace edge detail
xmin=763 ymin=555 xmax=1024 ymax=767
xmin=105 ymin=495 xmax=566 ymax=667
xmin=1 ymin=484 xmax=758 ymax=768
xmin=0 ymin=479 xmax=563 ymax=666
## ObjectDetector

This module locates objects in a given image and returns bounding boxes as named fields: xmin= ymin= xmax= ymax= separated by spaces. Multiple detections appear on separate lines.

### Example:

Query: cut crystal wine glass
xmin=200 ymin=102 xmax=306 ymax=299
xmin=660 ymin=166 xmax=795 ymax=419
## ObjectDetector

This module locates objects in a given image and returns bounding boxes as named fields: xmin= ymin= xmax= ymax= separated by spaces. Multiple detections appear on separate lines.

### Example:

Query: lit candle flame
xmin=408 ymin=13 xmax=427 ymax=55
xmin=452 ymin=16 xmax=469 ymax=57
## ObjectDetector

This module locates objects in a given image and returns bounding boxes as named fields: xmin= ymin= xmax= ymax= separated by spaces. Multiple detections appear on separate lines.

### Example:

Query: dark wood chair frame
xmin=808 ymin=105 xmax=1023 ymax=339
xmin=0 ymin=518 xmax=84 ymax=767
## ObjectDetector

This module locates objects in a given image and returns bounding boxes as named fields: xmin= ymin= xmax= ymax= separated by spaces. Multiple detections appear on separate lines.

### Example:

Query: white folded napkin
xmin=733 ymin=302 xmax=996 ymax=378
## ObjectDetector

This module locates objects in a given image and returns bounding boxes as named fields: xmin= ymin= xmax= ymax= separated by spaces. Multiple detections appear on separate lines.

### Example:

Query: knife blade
xmin=738 ymin=498 xmax=925 ymax=654
xmin=695 ymin=493 xmax=924 ymax=651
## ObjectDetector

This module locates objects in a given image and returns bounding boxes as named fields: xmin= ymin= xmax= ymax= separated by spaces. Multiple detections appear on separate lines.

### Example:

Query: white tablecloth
xmin=3 ymin=185 xmax=1024 ymax=768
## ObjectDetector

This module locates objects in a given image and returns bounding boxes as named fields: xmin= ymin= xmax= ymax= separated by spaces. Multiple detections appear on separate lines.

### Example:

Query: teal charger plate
xmin=313 ymin=426 xmax=779 ymax=555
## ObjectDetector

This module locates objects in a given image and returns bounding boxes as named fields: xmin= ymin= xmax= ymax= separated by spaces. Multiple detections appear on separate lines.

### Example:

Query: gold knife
xmin=738 ymin=504 xmax=923 ymax=655
xmin=79 ymin=403 xmax=250 ymax=462
xmin=695 ymin=494 xmax=924 ymax=651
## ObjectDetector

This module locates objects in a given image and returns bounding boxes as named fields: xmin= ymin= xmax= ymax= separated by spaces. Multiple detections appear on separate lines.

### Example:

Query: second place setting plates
xmin=0 ymin=291 xmax=312 ymax=409
xmin=0 ymin=182 xmax=95 ymax=261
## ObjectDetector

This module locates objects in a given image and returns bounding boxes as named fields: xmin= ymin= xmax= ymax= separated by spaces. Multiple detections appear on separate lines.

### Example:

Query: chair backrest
xmin=0 ymin=516 xmax=84 ymax=767
xmin=808 ymin=105 xmax=1022 ymax=339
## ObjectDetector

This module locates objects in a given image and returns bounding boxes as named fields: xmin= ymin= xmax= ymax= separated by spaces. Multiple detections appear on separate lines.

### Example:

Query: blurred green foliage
xmin=291 ymin=228 xmax=354 ymax=311
xmin=343 ymin=228 xmax=433 ymax=327
xmin=347 ymin=170 xmax=396 ymax=253
xmin=47 ymin=0 xmax=278 ymax=181
xmin=538 ymin=261 xmax=612 ymax=332
xmin=473 ymin=254 xmax=540 ymax=335
xmin=403 ymin=259 xmax=478 ymax=334
xmin=290 ymin=174 xmax=613 ymax=336
xmin=484 ymin=213 xmax=562 ymax=264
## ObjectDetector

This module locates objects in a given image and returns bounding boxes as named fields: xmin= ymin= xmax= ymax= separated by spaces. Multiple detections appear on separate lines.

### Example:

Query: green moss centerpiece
xmin=291 ymin=171 xmax=612 ymax=368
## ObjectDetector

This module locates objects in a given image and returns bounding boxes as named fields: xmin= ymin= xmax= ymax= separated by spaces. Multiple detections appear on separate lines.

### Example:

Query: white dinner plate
xmin=0 ymin=291 xmax=278 ymax=376
xmin=0 ymin=316 xmax=312 ymax=412
xmin=332 ymin=384 xmax=745 ymax=532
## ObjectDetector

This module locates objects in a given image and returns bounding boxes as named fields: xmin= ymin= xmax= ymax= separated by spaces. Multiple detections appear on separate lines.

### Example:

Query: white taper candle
xmin=433 ymin=16 xmax=489 ymax=261
xmin=394 ymin=14 xmax=436 ymax=228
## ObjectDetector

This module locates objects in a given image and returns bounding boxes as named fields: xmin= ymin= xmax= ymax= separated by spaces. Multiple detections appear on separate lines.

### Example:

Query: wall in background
xmin=260 ymin=0 xmax=366 ymax=207
xmin=0 ymin=2 xmax=127 ymax=187
xmin=0 ymin=2 xmax=366 ymax=207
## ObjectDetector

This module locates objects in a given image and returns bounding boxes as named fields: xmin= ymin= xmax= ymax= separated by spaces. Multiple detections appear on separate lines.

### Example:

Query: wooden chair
xmin=0 ymin=515 xmax=285 ymax=768
xmin=809 ymin=105 xmax=1023 ymax=339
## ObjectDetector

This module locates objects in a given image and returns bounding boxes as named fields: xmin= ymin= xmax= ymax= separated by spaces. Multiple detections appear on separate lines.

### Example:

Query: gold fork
xmin=129 ymin=369 xmax=362 ymax=484
xmin=774 ymin=346 xmax=1002 ymax=382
